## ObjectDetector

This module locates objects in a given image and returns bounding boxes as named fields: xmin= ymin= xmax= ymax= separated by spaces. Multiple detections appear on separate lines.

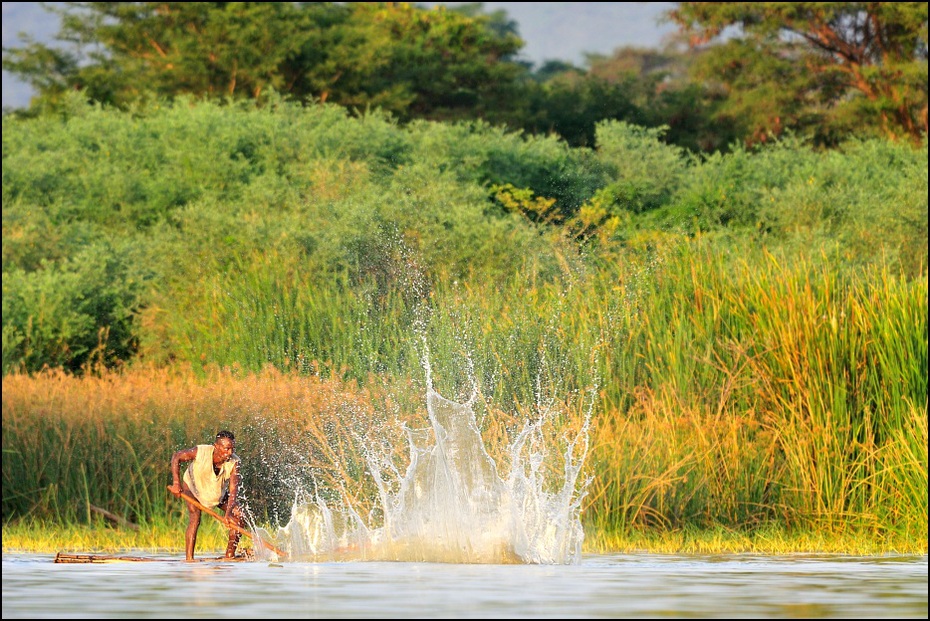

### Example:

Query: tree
xmin=2 ymin=2 xmax=333 ymax=108
xmin=666 ymin=2 xmax=929 ymax=145
xmin=306 ymin=2 xmax=526 ymax=122
xmin=2 ymin=2 xmax=526 ymax=122
xmin=518 ymin=45 xmax=739 ymax=152
xmin=583 ymin=45 xmax=739 ymax=152
xmin=516 ymin=71 xmax=643 ymax=148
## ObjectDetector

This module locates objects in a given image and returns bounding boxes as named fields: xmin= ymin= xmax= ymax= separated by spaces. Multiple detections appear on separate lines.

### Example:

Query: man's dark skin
xmin=168 ymin=434 xmax=243 ymax=561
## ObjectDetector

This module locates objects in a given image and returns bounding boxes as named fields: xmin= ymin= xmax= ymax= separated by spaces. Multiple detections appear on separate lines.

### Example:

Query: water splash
xmin=255 ymin=356 xmax=592 ymax=565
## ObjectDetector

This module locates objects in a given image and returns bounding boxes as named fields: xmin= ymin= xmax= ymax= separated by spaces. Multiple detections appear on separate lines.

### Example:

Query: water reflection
xmin=3 ymin=552 xmax=927 ymax=618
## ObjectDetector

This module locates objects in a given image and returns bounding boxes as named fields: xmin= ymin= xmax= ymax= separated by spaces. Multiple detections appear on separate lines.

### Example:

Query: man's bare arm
xmin=225 ymin=460 xmax=241 ymax=518
xmin=167 ymin=446 xmax=198 ymax=495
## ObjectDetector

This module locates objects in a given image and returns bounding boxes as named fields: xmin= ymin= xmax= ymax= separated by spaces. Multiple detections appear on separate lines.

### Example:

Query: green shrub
xmin=2 ymin=243 xmax=143 ymax=374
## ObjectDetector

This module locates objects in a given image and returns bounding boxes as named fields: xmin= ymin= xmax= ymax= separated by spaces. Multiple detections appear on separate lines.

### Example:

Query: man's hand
xmin=167 ymin=483 xmax=182 ymax=496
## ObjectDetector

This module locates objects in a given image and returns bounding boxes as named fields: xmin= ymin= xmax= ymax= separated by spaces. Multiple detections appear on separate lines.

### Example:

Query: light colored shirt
xmin=182 ymin=444 xmax=239 ymax=508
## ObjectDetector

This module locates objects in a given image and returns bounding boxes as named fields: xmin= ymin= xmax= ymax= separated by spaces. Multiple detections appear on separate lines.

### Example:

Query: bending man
xmin=168 ymin=430 xmax=243 ymax=560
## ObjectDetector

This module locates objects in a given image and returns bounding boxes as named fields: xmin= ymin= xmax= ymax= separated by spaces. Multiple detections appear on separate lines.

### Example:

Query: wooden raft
xmin=54 ymin=552 xmax=253 ymax=564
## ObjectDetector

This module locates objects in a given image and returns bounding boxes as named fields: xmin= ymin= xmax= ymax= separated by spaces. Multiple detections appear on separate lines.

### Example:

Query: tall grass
xmin=4 ymin=242 xmax=926 ymax=551
xmin=1 ymin=366 xmax=400 ymax=525
xmin=581 ymin=242 xmax=926 ymax=541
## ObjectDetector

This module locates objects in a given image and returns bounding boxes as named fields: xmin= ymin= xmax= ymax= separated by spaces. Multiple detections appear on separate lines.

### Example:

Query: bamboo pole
xmin=168 ymin=486 xmax=286 ymax=558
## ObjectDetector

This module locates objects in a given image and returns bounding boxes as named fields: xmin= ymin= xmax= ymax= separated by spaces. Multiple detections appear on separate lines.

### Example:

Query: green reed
xmin=579 ymin=242 xmax=927 ymax=541
xmin=146 ymin=237 xmax=930 ymax=541
xmin=3 ymin=241 xmax=926 ymax=552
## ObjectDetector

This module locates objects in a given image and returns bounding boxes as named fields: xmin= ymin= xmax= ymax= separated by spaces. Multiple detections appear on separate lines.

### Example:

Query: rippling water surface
xmin=3 ymin=552 xmax=926 ymax=618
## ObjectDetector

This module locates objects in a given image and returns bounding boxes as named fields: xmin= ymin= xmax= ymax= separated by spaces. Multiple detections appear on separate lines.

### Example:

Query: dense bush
xmin=2 ymin=96 xmax=926 ymax=375
xmin=2 ymin=243 xmax=143 ymax=374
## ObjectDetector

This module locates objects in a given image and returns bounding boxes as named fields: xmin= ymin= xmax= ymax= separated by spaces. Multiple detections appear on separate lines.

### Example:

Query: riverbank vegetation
xmin=2 ymin=3 xmax=927 ymax=556
xmin=5 ymin=517 xmax=919 ymax=557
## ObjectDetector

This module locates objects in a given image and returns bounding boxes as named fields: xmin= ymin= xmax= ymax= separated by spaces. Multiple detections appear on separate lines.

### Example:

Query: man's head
xmin=214 ymin=430 xmax=236 ymax=461
xmin=216 ymin=430 xmax=235 ymax=443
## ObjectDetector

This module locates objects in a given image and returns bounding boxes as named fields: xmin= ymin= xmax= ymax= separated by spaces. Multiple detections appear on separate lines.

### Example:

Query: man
xmin=168 ymin=430 xmax=243 ymax=560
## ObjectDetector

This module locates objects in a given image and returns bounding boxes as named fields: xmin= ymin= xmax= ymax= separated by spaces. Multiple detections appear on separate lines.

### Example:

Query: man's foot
xmin=222 ymin=549 xmax=254 ymax=561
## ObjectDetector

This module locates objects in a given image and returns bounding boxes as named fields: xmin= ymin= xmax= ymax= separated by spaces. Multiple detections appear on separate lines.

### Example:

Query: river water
xmin=5 ymin=376 xmax=927 ymax=617
xmin=2 ymin=551 xmax=927 ymax=618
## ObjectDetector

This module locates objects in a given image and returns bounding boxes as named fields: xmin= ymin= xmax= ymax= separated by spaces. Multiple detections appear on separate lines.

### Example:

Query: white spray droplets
xmin=255 ymin=354 xmax=592 ymax=565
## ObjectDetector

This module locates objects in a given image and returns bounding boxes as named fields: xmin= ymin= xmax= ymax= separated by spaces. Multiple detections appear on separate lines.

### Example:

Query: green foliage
xmin=0 ymin=78 xmax=926 ymax=546
xmin=663 ymin=135 xmax=821 ymax=231
xmin=321 ymin=2 xmax=526 ymax=121
xmin=1 ymin=2 xmax=526 ymax=125
xmin=658 ymin=134 xmax=928 ymax=276
xmin=405 ymin=118 xmax=606 ymax=214
xmin=2 ymin=97 xmax=927 ymax=375
xmin=5 ymin=2 xmax=926 ymax=153
xmin=515 ymin=74 xmax=645 ymax=148
xmin=667 ymin=2 xmax=930 ymax=146
xmin=2 ymin=243 xmax=143 ymax=374
xmin=591 ymin=121 xmax=689 ymax=217
xmin=2 ymin=2 xmax=331 ymax=108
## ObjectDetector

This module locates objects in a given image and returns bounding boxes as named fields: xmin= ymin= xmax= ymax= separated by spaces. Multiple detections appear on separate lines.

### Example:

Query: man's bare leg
xmin=183 ymin=485 xmax=201 ymax=561
xmin=222 ymin=503 xmax=243 ymax=558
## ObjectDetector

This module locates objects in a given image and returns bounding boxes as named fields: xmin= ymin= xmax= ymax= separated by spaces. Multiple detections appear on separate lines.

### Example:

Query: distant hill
xmin=2 ymin=2 xmax=676 ymax=109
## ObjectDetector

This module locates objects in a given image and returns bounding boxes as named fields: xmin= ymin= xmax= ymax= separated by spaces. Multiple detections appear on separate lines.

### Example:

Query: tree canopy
xmin=2 ymin=2 xmax=526 ymax=121
xmin=667 ymin=2 xmax=929 ymax=145
xmin=3 ymin=3 xmax=927 ymax=151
